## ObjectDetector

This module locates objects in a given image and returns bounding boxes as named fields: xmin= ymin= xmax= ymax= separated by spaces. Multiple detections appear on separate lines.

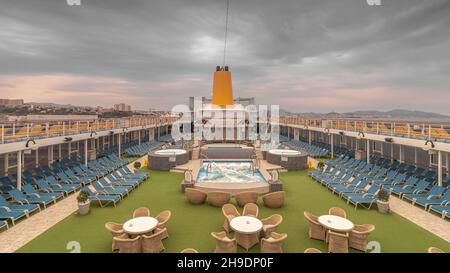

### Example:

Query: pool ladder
xmin=206 ymin=163 xmax=212 ymax=176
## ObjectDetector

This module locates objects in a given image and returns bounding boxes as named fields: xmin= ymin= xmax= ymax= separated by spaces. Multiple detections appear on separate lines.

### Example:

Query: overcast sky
xmin=1 ymin=0 xmax=449 ymax=114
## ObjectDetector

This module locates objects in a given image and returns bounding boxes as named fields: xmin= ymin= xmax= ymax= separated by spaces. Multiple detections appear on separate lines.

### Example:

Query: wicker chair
xmin=261 ymin=232 xmax=287 ymax=253
xmin=211 ymin=231 xmax=237 ymax=253
xmin=181 ymin=248 xmax=199 ymax=253
xmin=222 ymin=204 xmax=241 ymax=233
xmin=304 ymin=248 xmax=322 ymax=253
xmin=349 ymin=224 xmax=375 ymax=252
xmin=235 ymin=191 xmax=259 ymax=207
xmin=428 ymin=247 xmax=445 ymax=253
xmin=105 ymin=222 xmax=125 ymax=251
xmin=113 ymin=234 xmax=142 ymax=253
xmin=261 ymin=214 xmax=283 ymax=238
xmin=303 ymin=211 xmax=326 ymax=241
xmin=156 ymin=210 xmax=172 ymax=239
xmin=243 ymin=203 xmax=259 ymax=218
xmin=133 ymin=207 xmax=150 ymax=218
xmin=262 ymin=191 xmax=285 ymax=208
xmin=328 ymin=207 xmax=347 ymax=218
xmin=207 ymin=191 xmax=231 ymax=207
xmin=141 ymin=228 xmax=167 ymax=253
xmin=328 ymin=230 xmax=349 ymax=253
xmin=186 ymin=188 xmax=207 ymax=205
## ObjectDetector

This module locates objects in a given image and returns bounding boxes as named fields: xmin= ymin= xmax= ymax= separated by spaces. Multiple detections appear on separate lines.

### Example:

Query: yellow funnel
xmin=212 ymin=70 xmax=234 ymax=107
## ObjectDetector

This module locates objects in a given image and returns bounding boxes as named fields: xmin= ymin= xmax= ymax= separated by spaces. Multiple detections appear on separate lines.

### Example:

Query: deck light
xmin=64 ymin=137 xmax=73 ymax=142
xmin=423 ymin=139 xmax=435 ymax=151
xmin=385 ymin=137 xmax=394 ymax=143
xmin=90 ymin=131 xmax=98 ymax=138
xmin=25 ymin=139 xmax=38 ymax=151
xmin=357 ymin=131 xmax=365 ymax=139
xmin=339 ymin=131 xmax=345 ymax=136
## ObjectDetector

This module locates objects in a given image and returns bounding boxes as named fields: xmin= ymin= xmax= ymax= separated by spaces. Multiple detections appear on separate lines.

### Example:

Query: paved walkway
xmin=390 ymin=196 xmax=450 ymax=242
xmin=0 ymin=193 xmax=78 ymax=253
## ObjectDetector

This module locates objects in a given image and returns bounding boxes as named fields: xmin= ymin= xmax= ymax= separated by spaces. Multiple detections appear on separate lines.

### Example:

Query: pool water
xmin=268 ymin=149 xmax=301 ymax=155
xmin=206 ymin=146 xmax=242 ymax=149
xmin=154 ymin=149 xmax=187 ymax=155
xmin=197 ymin=161 xmax=266 ymax=183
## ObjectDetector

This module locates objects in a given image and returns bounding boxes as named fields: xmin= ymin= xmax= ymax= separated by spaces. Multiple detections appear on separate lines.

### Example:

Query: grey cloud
xmin=0 ymin=0 xmax=449 ymax=114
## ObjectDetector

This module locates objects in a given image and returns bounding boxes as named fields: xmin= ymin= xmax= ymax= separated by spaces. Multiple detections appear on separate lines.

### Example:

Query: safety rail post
xmin=1 ymin=124 xmax=4 ymax=144
xmin=26 ymin=124 xmax=30 ymax=138
xmin=407 ymin=124 xmax=410 ymax=138
xmin=46 ymin=122 xmax=49 ymax=137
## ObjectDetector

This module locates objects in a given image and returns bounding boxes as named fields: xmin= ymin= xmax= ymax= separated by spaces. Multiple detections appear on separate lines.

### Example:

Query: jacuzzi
xmin=266 ymin=149 xmax=308 ymax=170
xmin=148 ymin=149 xmax=190 ymax=170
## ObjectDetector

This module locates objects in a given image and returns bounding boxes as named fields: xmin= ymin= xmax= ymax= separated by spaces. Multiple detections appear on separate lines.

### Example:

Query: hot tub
xmin=266 ymin=149 xmax=308 ymax=170
xmin=148 ymin=149 xmax=190 ymax=170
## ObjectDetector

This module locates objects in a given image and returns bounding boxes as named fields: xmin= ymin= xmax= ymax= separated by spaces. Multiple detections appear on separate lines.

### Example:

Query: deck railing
xmin=0 ymin=116 xmax=178 ymax=144
xmin=278 ymin=117 xmax=450 ymax=143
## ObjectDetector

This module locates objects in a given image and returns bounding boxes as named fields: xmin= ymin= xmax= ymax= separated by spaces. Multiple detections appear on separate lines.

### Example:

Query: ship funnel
xmin=212 ymin=66 xmax=234 ymax=107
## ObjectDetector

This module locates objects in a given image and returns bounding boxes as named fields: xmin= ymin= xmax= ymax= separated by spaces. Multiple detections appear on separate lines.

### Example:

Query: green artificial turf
xmin=17 ymin=170 xmax=450 ymax=253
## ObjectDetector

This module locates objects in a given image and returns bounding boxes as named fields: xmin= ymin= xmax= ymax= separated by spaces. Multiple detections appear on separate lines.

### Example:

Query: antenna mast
xmin=223 ymin=0 xmax=230 ymax=67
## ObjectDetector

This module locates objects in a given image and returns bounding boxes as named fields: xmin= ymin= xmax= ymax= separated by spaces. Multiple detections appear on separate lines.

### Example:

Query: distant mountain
xmin=344 ymin=109 xmax=450 ymax=119
xmin=285 ymin=109 xmax=450 ymax=120
xmin=27 ymin=102 xmax=84 ymax=109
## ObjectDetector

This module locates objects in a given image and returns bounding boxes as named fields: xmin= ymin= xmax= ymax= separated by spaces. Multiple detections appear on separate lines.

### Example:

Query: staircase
xmin=192 ymin=148 xmax=200 ymax=160
xmin=255 ymin=149 xmax=264 ymax=160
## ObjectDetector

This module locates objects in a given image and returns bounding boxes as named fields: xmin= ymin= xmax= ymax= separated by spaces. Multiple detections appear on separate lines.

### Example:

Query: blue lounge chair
xmin=47 ymin=176 xmax=80 ymax=192
xmin=82 ymin=187 xmax=120 ymax=207
xmin=35 ymin=179 xmax=70 ymax=197
xmin=0 ymin=207 xmax=27 ymax=225
xmin=346 ymin=194 xmax=377 ymax=209
xmin=106 ymin=174 xmax=138 ymax=188
xmin=342 ymin=184 xmax=381 ymax=201
xmin=402 ymin=185 xmax=446 ymax=204
xmin=329 ymin=176 xmax=362 ymax=193
xmin=0 ymin=220 xmax=8 ymax=230
xmin=23 ymin=184 xmax=64 ymax=201
xmin=335 ymin=179 xmax=371 ymax=197
xmin=0 ymin=195 xmax=40 ymax=215
xmin=8 ymin=189 xmax=55 ymax=208
xmin=415 ymin=190 xmax=450 ymax=209
xmin=92 ymin=181 xmax=127 ymax=197
xmin=385 ymin=177 xmax=418 ymax=193
xmin=428 ymin=205 xmax=449 ymax=219
xmin=98 ymin=178 xmax=132 ymax=192
xmin=392 ymin=180 xmax=430 ymax=198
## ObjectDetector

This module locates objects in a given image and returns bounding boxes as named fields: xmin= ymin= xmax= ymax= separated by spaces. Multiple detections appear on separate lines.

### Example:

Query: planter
xmin=376 ymin=200 xmax=390 ymax=214
xmin=78 ymin=201 xmax=91 ymax=215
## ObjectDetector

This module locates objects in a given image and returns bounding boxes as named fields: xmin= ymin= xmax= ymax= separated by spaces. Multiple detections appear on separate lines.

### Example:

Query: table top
xmin=318 ymin=215 xmax=354 ymax=232
xmin=123 ymin=216 xmax=158 ymax=235
xmin=230 ymin=216 xmax=263 ymax=234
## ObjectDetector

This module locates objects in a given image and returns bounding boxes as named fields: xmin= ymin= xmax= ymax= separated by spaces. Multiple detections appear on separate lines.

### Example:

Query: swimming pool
xmin=154 ymin=149 xmax=187 ymax=155
xmin=197 ymin=161 xmax=266 ymax=183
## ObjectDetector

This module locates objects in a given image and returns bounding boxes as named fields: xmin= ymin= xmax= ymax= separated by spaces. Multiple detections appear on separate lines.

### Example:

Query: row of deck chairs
xmin=158 ymin=134 xmax=174 ymax=143
xmin=283 ymin=140 xmax=330 ymax=157
xmin=124 ymin=141 xmax=165 ymax=157
xmin=309 ymin=155 xmax=450 ymax=219
xmin=0 ymin=154 xmax=147 ymax=229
